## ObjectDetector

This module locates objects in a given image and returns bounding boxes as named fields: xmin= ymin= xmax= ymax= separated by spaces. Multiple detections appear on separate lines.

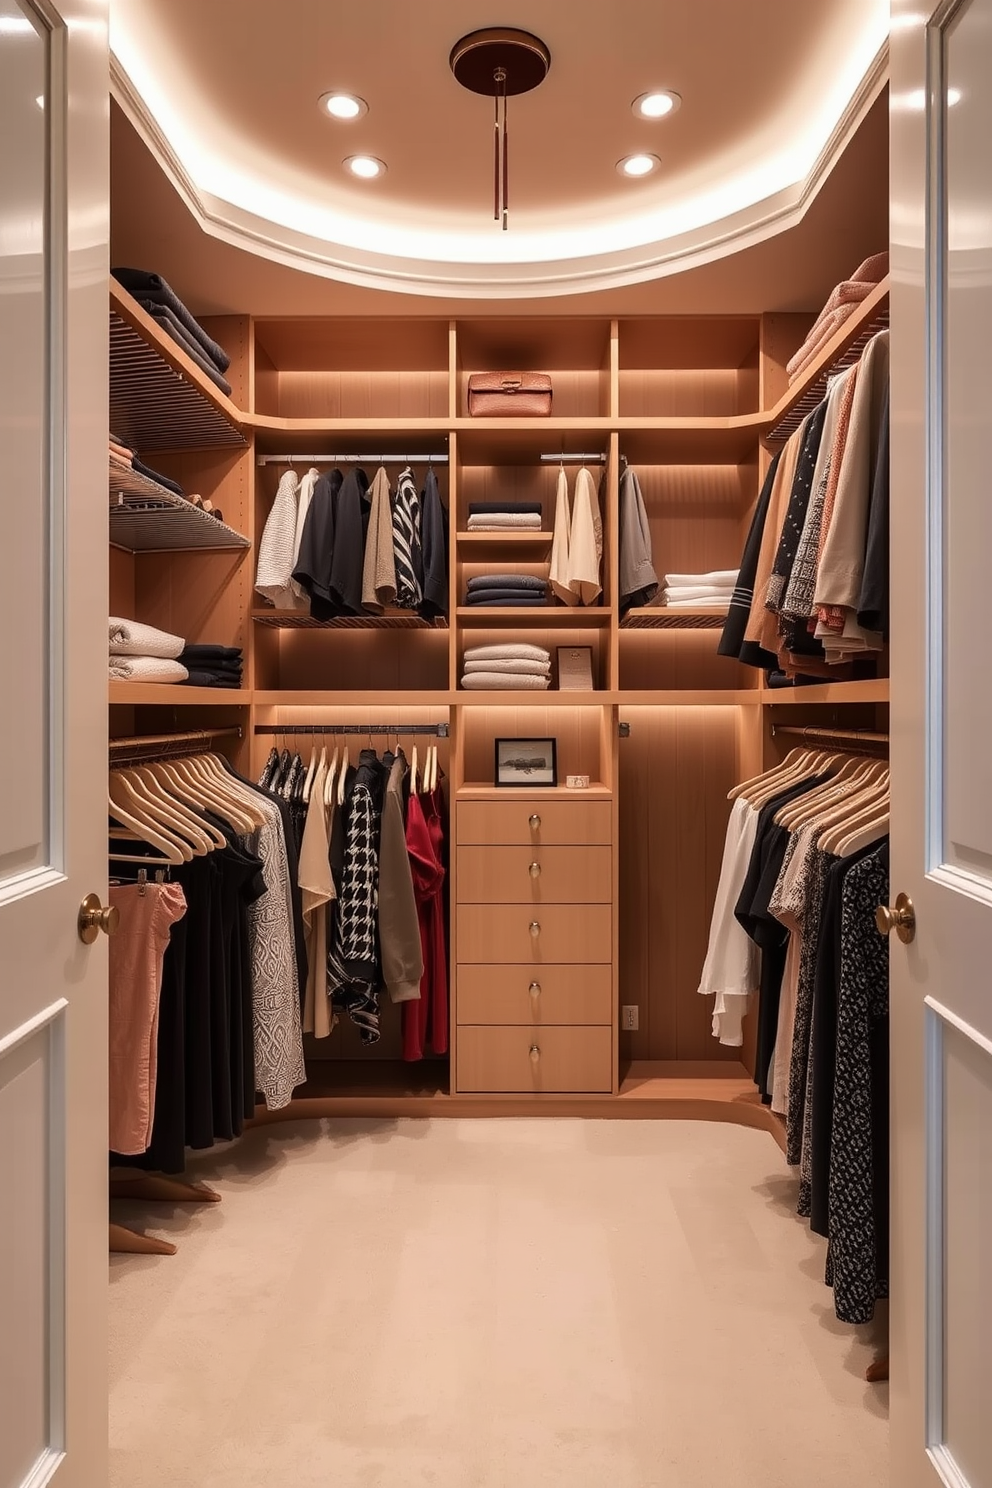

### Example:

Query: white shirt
xmin=255 ymin=469 xmax=300 ymax=608
xmin=697 ymin=796 xmax=761 ymax=1047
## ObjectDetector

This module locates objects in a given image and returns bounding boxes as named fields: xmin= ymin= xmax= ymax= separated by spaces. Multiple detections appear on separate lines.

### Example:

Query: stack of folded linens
xmin=660 ymin=569 xmax=739 ymax=609
xmin=464 ymin=573 xmax=548 ymax=608
xmin=112 ymin=268 xmax=233 ymax=397
xmin=109 ymin=617 xmax=188 ymax=683
xmin=787 ymin=252 xmax=888 ymax=384
xmin=466 ymin=502 xmax=543 ymax=532
xmin=460 ymin=642 xmax=551 ymax=690
xmin=178 ymin=644 xmax=244 ymax=689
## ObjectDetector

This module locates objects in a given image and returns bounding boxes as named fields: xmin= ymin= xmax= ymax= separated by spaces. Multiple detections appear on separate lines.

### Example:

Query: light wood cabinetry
xmin=108 ymin=275 xmax=889 ymax=1120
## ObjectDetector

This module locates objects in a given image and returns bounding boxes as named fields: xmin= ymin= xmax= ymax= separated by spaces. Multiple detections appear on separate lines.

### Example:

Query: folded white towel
xmin=663 ymin=570 xmax=739 ymax=589
xmin=460 ymin=672 xmax=550 ymax=691
xmin=109 ymin=617 xmax=185 ymax=659
xmin=463 ymin=658 xmax=551 ymax=676
xmin=662 ymin=585 xmax=736 ymax=602
xmin=467 ymin=513 xmax=542 ymax=530
xmin=662 ymin=597 xmax=732 ymax=609
xmin=108 ymin=656 xmax=189 ymax=683
xmin=463 ymin=642 xmax=551 ymax=664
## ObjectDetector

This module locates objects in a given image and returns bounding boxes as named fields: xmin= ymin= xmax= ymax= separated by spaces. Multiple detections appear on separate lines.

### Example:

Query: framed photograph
xmin=495 ymin=737 xmax=558 ymax=788
xmin=556 ymin=644 xmax=594 ymax=691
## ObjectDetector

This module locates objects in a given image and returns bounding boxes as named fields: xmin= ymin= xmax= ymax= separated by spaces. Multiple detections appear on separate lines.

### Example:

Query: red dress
xmin=402 ymin=787 xmax=448 ymax=1060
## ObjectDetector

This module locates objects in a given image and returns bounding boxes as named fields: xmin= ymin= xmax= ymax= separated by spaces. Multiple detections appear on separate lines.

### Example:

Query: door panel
xmin=891 ymin=1 xmax=992 ymax=1484
xmin=0 ymin=0 xmax=108 ymax=1485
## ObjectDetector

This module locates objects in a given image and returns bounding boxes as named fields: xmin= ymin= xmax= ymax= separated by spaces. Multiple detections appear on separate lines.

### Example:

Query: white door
xmin=891 ymin=1 xmax=992 ymax=1485
xmin=0 ymin=0 xmax=109 ymax=1485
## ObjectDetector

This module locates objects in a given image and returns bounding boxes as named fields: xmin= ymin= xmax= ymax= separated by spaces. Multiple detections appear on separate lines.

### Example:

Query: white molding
xmin=924 ymin=994 xmax=992 ymax=1059
xmin=0 ymin=996 xmax=68 ymax=1061
xmin=110 ymin=44 xmax=889 ymax=299
xmin=0 ymin=866 xmax=66 ymax=910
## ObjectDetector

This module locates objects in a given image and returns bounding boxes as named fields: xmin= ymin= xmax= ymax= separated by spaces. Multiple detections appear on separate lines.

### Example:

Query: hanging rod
xmin=109 ymin=727 xmax=242 ymax=765
xmin=538 ymin=452 xmax=607 ymax=464
xmin=254 ymin=723 xmax=449 ymax=738
xmin=257 ymin=453 xmax=449 ymax=467
xmin=771 ymin=724 xmax=888 ymax=754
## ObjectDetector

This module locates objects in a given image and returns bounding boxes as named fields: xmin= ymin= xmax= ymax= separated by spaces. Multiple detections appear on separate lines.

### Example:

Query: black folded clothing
xmin=464 ymin=595 xmax=549 ymax=607
xmin=466 ymin=573 xmax=547 ymax=593
xmin=131 ymin=458 xmax=185 ymax=497
xmin=180 ymin=670 xmax=243 ymax=688
xmin=112 ymin=268 xmax=231 ymax=372
xmin=179 ymin=644 xmax=243 ymax=662
xmin=467 ymin=502 xmax=544 ymax=516
xmin=138 ymin=301 xmax=233 ymax=397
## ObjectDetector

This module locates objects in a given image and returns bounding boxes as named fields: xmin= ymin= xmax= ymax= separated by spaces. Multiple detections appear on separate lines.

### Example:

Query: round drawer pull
xmin=529 ymin=813 xmax=542 ymax=830
xmin=529 ymin=981 xmax=542 ymax=998
xmin=529 ymin=861 xmax=541 ymax=878
xmin=529 ymin=920 xmax=541 ymax=938
xmin=529 ymin=1044 xmax=541 ymax=1063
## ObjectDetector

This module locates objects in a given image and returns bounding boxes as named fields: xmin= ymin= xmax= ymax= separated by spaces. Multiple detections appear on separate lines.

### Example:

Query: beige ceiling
xmin=110 ymin=0 xmax=888 ymax=294
xmin=110 ymin=89 xmax=889 ymax=320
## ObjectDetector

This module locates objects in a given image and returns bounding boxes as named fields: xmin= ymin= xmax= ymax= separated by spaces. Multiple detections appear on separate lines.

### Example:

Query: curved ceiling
xmin=110 ymin=0 xmax=889 ymax=298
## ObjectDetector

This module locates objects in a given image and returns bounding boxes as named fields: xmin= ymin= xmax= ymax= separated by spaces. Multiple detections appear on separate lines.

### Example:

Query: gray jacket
xmin=618 ymin=466 xmax=659 ymax=612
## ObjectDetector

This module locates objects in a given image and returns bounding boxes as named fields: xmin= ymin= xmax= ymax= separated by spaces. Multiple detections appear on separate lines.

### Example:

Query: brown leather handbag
xmin=467 ymin=372 xmax=553 ymax=417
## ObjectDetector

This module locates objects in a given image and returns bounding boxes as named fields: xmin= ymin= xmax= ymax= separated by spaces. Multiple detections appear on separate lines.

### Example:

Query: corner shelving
xmin=109 ymin=461 xmax=251 ymax=553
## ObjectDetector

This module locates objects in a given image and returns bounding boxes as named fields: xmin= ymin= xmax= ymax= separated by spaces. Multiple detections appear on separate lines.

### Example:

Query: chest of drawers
xmin=453 ymin=796 xmax=616 ymax=1095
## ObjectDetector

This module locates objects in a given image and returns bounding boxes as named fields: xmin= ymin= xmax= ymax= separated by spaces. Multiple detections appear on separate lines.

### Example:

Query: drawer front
xmin=456 ymin=800 xmax=612 ymax=847
xmin=456 ymin=845 xmax=612 ymax=904
xmin=457 ymin=1025 xmax=613 ymax=1093
xmin=456 ymin=904 xmax=612 ymax=965
xmin=457 ymin=964 xmax=613 ymax=1026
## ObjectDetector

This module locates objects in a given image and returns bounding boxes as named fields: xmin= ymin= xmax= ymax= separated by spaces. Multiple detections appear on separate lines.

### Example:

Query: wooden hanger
xmin=324 ymin=744 xmax=339 ymax=809
xmin=775 ymin=757 xmax=877 ymax=829
xmin=744 ymin=750 xmax=842 ymax=810
xmin=164 ymin=755 xmax=255 ymax=834
xmin=120 ymin=765 xmax=217 ymax=853
xmin=107 ymin=798 xmax=185 ymax=864
xmin=410 ymin=742 xmax=419 ymax=795
xmin=302 ymin=739 xmax=318 ymax=804
xmin=193 ymin=753 xmax=268 ymax=829
xmin=829 ymin=810 xmax=890 ymax=858
xmin=808 ymin=771 xmax=890 ymax=844
xmin=337 ymin=741 xmax=351 ymax=806
xmin=141 ymin=761 xmax=229 ymax=848
xmin=728 ymin=747 xmax=811 ymax=801
xmin=109 ymin=774 xmax=194 ymax=861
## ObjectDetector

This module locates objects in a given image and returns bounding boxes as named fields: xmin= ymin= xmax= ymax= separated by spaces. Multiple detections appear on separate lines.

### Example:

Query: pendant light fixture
xmin=449 ymin=28 xmax=551 ymax=231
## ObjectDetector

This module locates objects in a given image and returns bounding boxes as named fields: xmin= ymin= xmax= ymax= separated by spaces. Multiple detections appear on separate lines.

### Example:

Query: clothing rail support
xmin=254 ymin=723 xmax=450 ymax=738
xmin=770 ymin=724 xmax=888 ymax=754
xmin=538 ymin=452 xmax=607 ymax=464
xmin=109 ymin=727 xmax=242 ymax=765
xmin=256 ymin=453 xmax=449 ymax=467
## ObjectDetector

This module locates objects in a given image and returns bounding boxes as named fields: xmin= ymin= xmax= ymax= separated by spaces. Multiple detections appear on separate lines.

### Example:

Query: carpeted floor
xmin=109 ymin=1118 xmax=888 ymax=1488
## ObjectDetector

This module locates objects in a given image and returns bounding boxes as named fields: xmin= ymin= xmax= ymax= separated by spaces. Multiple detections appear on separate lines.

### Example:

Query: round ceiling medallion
xmin=449 ymin=27 xmax=551 ymax=97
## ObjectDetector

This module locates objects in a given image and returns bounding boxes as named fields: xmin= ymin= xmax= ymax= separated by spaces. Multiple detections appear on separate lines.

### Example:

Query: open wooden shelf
xmin=456 ymin=531 xmax=555 ymax=549
xmin=110 ymin=285 xmax=246 ymax=451
xmin=456 ymin=606 xmax=611 ymax=626
xmin=109 ymin=461 xmax=251 ymax=553
xmin=458 ymin=783 xmax=612 ymax=800
xmin=761 ymin=677 xmax=889 ymax=704
xmin=621 ymin=607 xmax=728 ymax=630
xmin=252 ymin=609 xmax=447 ymax=630
xmin=253 ymin=690 xmax=454 ymax=707
xmin=108 ymin=683 xmax=251 ymax=705
xmin=620 ymin=690 xmax=761 ymax=707
xmin=456 ymin=690 xmax=606 ymax=705
xmin=763 ymin=277 xmax=889 ymax=442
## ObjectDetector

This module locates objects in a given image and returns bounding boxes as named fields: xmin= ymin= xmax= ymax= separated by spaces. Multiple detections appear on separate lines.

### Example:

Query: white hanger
xmin=337 ymin=741 xmax=351 ymax=806
xmin=109 ymin=774 xmax=193 ymax=861
xmin=108 ymin=793 xmax=185 ymax=864
xmin=302 ymin=739 xmax=318 ymax=804
xmin=122 ymin=765 xmax=218 ymax=853
xmin=324 ymin=744 xmax=339 ymax=809
xmin=410 ymin=742 xmax=419 ymax=796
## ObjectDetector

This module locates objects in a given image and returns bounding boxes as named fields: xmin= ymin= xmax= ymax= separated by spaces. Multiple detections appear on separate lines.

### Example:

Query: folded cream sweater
xmin=463 ymin=658 xmax=551 ymax=676
xmin=108 ymin=656 xmax=189 ymax=683
xmin=460 ymin=672 xmax=550 ymax=691
xmin=109 ymin=617 xmax=185 ymax=659
xmin=463 ymin=642 xmax=550 ymax=664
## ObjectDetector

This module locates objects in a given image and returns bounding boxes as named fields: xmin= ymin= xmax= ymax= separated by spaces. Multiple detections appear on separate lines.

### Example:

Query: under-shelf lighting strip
xmin=257 ymin=453 xmax=449 ymax=466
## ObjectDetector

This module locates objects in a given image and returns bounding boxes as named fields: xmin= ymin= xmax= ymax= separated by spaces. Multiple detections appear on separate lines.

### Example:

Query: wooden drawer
xmin=456 ymin=903 xmax=612 ymax=964
xmin=457 ymin=1025 xmax=613 ymax=1093
xmin=456 ymin=799 xmax=612 ymax=847
xmin=457 ymin=964 xmax=613 ymax=1025
xmin=455 ymin=845 xmax=612 ymax=904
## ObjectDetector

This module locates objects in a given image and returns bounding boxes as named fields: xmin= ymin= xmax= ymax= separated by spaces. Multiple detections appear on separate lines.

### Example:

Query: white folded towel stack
xmin=658 ymin=570 xmax=739 ymax=609
xmin=460 ymin=642 xmax=552 ymax=690
xmin=108 ymin=616 xmax=188 ymax=684
xmin=108 ymin=656 xmax=189 ymax=683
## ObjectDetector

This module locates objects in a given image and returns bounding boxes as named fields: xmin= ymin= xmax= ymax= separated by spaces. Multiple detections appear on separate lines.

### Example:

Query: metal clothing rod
xmin=771 ymin=724 xmax=888 ymax=753
xmin=254 ymin=723 xmax=450 ymax=738
xmin=109 ymin=727 xmax=241 ymax=764
xmin=257 ymin=453 xmax=449 ymax=467
xmin=538 ymin=453 xmax=607 ymax=464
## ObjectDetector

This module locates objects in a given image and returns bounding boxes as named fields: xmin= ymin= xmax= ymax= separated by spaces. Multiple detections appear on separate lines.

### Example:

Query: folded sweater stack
xmin=464 ymin=573 xmax=548 ymax=608
xmin=787 ymin=252 xmax=889 ymax=385
xmin=460 ymin=642 xmax=551 ymax=691
xmin=660 ymin=569 xmax=740 ymax=609
xmin=466 ymin=501 xmax=543 ymax=532
xmin=178 ymin=644 xmax=244 ymax=689
xmin=109 ymin=617 xmax=188 ymax=683
xmin=112 ymin=268 xmax=233 ymax=397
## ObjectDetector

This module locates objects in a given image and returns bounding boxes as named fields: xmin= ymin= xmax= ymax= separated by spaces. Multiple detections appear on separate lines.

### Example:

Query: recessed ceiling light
xmin=617 ymin=153 xmax=660 ymax=178
xmin=319 ymin=91 xmax=368 ymax=121
xmin=633 ymin=90 xmax=681 ymax=120
xmin=345 ymin=154 xmax=386 ymax=180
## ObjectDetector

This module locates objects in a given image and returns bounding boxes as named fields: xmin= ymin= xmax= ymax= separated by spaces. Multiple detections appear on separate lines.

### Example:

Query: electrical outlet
xmin=621 ymin=1005 xmax=639 ymax=1032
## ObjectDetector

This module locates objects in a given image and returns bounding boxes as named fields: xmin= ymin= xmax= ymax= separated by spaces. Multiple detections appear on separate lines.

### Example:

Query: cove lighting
xmin=345 ymin=154 xmax=386 ymax=179
xmin=633 ymin=90 xmax=681 ymax=120
xmin=319 ymin=91 xmax=367 ymax=120
xmin=618 ymin=153 xmax=660 ymax=178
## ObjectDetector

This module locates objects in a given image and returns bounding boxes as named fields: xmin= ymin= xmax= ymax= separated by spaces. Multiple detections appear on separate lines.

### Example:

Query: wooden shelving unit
xmin=110 ymin=279 xmax=889 ymax=1126
xmin=109 ymin=460 xmax=251 ymax=553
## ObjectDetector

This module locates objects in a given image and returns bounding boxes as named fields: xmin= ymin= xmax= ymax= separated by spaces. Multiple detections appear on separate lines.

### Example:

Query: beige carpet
xmin=109 ymin=1119 xmax=888 ymax=1488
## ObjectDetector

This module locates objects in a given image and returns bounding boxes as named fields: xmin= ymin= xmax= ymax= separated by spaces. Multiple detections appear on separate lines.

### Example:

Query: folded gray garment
xmin=468 ymin=501 xmax=543 ymax=516
xmin=467 ymin=513 xmax=542 ymax=529
xmin=465 ymin=592 xmax=549 ymax=605
xmin=460 ymin=671 xmax=550 ymax=691
xmin=463 ymin=658 xmax=551 ymax=676
xmin=138 ymin=301 xmax=234 ymax=397
xmin=466 ymin=573 xmax=548 ymax=592
xmin=112 ymin=268 xmax=231 ymax=371
xmin=109 ymin=616 xmax=185 ymax=658
xmin=109 ymin=656 xmax=189 ymax=683
xmin=463 ymin=642 xmax=550 ymax=664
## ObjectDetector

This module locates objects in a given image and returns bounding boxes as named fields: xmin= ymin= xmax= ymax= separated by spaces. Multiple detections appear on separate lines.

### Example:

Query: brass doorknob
xmin=529 ymin=861 xmax=541 ymax=878
xmin=875 ymin=892 xmax=916 ymax=944
xmin=78 ymin=892 xmax=120 ymax=945
xmin=529 ymin=814 xmax=541 ymax=830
